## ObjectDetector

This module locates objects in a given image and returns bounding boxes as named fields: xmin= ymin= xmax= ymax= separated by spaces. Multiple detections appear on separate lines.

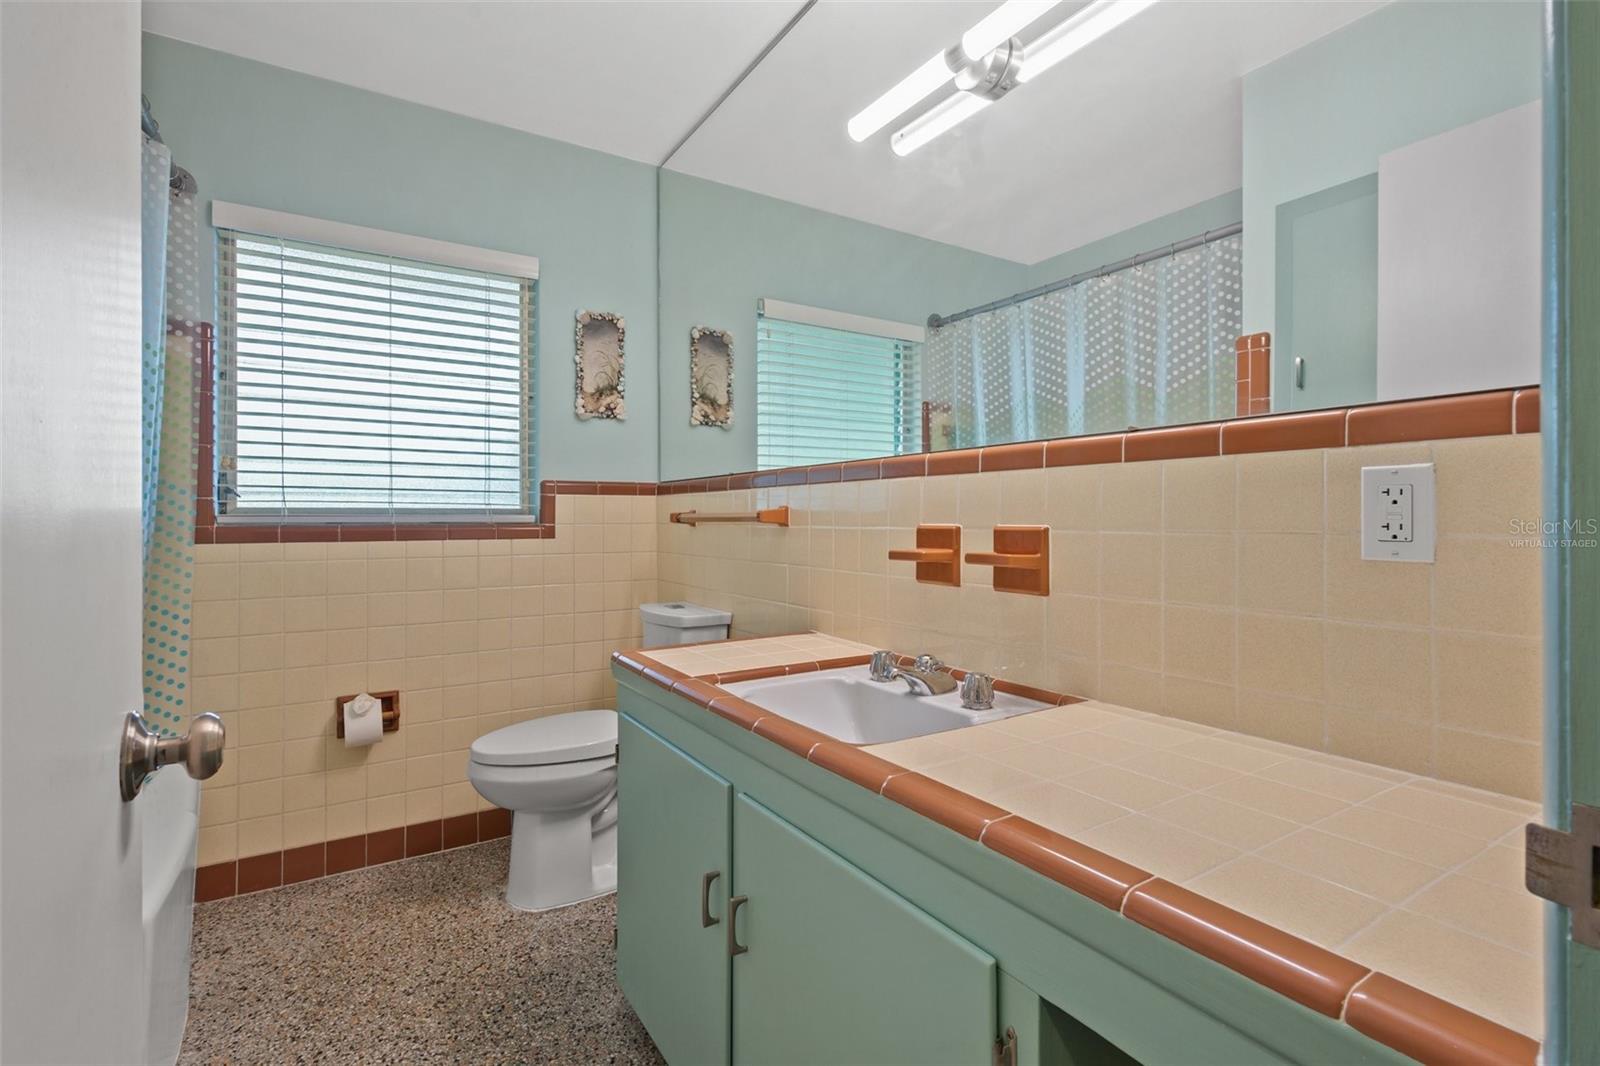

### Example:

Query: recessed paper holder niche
xmin=966 ymin=525 xmax=1050 ymax=596
xmin=888 ymin=524 xmax=962 ymax=587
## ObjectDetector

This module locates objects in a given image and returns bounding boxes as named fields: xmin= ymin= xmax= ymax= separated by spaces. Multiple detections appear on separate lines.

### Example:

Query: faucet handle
xmin=913 ymin=653 xmax=945 ymax=674
xmin=960 ymin=673 xmax=995 ymax=711
xmin=868 ymin=650 xmax=898 ymax=682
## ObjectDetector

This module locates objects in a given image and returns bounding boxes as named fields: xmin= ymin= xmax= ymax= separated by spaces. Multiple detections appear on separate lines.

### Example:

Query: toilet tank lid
xmin=639 ymin=601 xmax=732 ymax=628
xmin=469 ymin=709 xmax=617 ymax=766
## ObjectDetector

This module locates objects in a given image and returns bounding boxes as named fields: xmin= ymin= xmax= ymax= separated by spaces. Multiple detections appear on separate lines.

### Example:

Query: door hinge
xmin=992 ymin=1026 xmax=1017 ymax=1066
xmin=1526 ymin=803 xmax=1600 ymax=948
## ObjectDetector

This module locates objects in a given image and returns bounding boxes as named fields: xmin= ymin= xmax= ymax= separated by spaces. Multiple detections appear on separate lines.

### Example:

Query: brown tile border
xmin=750 ymin=716 xmax=830 ymax=759
xmin=1512 ymin=386 xmax=1540 ymax=434
xmin=980 ymin=817 xmax=1150 ymax=911
xmin=619 ymin=638 xmax=1535 ymax=1063
xmin=807 ymin=741 xmax=906 ymax=793
xmin=1045 ymin=433 xmax=1123 ymax=467
xmin=1344 ymin=973 xmax=1539 ymax=1066
xmin=195 ymin=808 xmax=513 ymax=903
xmin=196 ymin=478 xmax=658 ymax=545
xmin=1346 ymin=390 xmax=1514 ymax=446
xmin=1221 ymin=409 xmax=1347 ymax=455
xmin=654 ymin=387 xmax=1537 ymax=499
xmin=1122 ymin=879 xmax=1370 ymax=1018
xmin=881 ymin=773 xmax=1009 ymax=839
xmin=1123 ymin=423 xmax=1222 ymax=463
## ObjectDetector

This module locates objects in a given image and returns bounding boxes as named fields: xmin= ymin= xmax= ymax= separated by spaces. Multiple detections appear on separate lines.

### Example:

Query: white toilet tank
xmin=639 ymin=602 xmax=732 ymax=647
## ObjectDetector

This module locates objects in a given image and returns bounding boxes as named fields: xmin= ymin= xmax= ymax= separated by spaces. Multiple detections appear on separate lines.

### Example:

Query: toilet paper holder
xmin=335 ymin=690 xmax=401 ymax=739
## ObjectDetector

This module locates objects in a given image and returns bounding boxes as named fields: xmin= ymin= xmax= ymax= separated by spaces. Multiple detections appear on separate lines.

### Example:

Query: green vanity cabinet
xmin=730 ymin=794 xmax=998 ymax=1065
xmin=619 ymin=716 xmax=1002 ymax=1066
xmin=616 ymin=716 xmax=733 ymax=1066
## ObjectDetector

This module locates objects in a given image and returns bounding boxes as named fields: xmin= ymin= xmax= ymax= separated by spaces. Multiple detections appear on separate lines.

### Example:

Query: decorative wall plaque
xmin=575 ymin=310 xmax=625 ymax=420
xmin=690 ymin=326 xmax=733 ymax=427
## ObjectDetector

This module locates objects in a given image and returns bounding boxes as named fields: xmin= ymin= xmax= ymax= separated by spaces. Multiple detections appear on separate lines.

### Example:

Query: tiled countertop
xmin=620 ymin=633 xmax=1541 ymax=1064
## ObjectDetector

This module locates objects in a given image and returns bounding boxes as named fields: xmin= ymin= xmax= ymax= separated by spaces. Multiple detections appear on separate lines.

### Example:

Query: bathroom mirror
xmin=657 ymin=0 xmax=1544 ymax=479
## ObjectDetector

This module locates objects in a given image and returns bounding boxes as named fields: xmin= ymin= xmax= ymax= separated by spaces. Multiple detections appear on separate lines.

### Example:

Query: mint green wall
xmin=657 ymin=169 xmax=1030 ymax=480
xmin=1241 ymin=0 xmax=1542 ymax=406
xmin=141 ymin=34 xmax=659 ymax=482
xmin=1023 ymin=190 xmax=1241 ymax=288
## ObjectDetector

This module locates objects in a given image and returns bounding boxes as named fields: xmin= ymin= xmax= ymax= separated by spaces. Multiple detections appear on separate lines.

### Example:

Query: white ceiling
xmin=143 ymin=0 xmax=1385 ymax=264
xmin=140 ymin=0 xmax=808 ymax=166
xmin=666 ymin=0 xmax=1386 ymax=264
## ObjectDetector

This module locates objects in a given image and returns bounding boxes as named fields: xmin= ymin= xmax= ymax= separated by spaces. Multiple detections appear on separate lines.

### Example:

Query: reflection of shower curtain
xmin=924 ymin=233 xmax=1243 ymax=449
xmin=141 ymin=136 xmax=203 ymax=733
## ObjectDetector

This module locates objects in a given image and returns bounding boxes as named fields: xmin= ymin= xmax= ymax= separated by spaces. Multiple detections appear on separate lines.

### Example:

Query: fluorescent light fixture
xmin=1016 ymin=0 xmax=1157 ymax=83
xmin=847 ymin=52 xmax=957 ymax=143
xmin=889 ymin=91 xmax=992 ymax=156
xmin=960 ymin=0 xmax=1064 ymax=61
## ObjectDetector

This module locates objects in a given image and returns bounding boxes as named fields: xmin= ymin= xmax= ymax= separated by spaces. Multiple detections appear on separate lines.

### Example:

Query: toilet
xmin=467 ymin=602 xmax=731 ymax=911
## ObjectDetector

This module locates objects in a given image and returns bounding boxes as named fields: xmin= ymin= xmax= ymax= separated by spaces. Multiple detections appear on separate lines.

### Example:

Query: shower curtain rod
xmin=927 ymin=221 xmax=1243 ymax=329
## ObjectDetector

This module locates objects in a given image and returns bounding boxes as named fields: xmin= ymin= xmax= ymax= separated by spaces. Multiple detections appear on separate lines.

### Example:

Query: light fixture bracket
xmin=954 ymin=37 xmax=1023 ymax=102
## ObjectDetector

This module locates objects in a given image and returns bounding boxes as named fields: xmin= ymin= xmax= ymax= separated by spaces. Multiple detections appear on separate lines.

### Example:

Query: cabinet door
xmin=616 ymin=716 xmax=733 ymax=1066
xmin=731 ymin=795 xmax=996 ymax=1066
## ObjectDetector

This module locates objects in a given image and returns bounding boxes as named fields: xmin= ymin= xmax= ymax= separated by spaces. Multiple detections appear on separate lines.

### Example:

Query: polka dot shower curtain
xmin=922 ymin=233 xmax=1243 ymax=450
xmin=141 ymin=131 xmax=204 ymax=735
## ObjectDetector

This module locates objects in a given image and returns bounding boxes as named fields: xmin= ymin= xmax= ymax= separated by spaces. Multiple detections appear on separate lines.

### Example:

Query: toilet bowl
xmin=467 ymin=709 xmax=618 ymax=912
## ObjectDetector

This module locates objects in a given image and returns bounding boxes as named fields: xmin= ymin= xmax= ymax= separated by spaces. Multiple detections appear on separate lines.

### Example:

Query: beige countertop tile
xmin=858 ymin=686 xmax=1542 ymax=1040
xmin=627 ymin=632 xmax=1542 ymax=1042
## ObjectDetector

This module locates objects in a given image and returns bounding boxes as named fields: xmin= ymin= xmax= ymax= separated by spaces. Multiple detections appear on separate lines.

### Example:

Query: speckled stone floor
xmin=179 ymin=840 xmax=663 ymax=1065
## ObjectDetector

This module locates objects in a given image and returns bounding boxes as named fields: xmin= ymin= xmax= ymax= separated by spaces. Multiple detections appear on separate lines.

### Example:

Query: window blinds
xmin=217 ymin=230 xmax=535 ymax=519
xmin=755 ymin=314 xmax=922 ymax=470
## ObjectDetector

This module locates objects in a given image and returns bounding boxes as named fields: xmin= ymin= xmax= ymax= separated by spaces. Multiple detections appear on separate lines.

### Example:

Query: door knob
xmin=120 ymin=710 xmax=225 ymax=802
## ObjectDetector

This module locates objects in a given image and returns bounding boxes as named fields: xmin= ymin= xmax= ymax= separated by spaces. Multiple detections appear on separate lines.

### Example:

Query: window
xmin=214 ymin=204 xmax=538 ymax=521
xmin=755 ymin=299 xmax=923 ymax=470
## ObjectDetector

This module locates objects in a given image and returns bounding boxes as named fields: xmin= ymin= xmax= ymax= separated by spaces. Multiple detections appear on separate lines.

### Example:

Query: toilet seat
xmin=469 ymin=709 xmax=617 ymax=767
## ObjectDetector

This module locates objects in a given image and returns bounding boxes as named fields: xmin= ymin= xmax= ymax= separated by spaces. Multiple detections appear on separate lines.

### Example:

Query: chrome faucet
xmin=869 ymin=650 xmax=958 ymax=696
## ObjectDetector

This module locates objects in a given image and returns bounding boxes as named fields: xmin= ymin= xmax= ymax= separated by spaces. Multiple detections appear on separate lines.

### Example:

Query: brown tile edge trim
xmin=195 ymin=808 xmax=513 ymax=902
xmin=616 ymin=640 xmax=1538 ymax=1062
xmin=194 ymin=479 xmax=658 ymax=545
xmin=654 ymin=386 xmax=1537 ymax=495
xmin=1344 ymin=973 xmax=1538 ymax=1066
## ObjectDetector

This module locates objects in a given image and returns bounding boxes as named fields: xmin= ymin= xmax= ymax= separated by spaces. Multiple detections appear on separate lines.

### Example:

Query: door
xmin=616 ymin=717 xmax=733 ymax=1066
xmin=0 ymin=3 xmax=151 ymax=1063
xmin=730 ymin=796 xmax=997 ymax=1066
xmin=1275 ymin=174 xmax=1379 ymax=411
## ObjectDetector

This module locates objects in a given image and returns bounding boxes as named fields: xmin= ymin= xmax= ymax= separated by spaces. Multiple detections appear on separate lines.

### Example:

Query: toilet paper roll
xmin=342 ymin=692 xmax=384 ymax=748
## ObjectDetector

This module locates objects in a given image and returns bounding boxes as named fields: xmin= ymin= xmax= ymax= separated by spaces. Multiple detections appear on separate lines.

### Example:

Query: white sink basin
xmin=723 ymin=667 xmax=1050 ymax=745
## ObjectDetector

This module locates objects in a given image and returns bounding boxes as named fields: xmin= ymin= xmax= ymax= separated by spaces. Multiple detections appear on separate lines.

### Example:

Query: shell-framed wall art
xmin=575 ymin=310 xmax=625 ymax=420
xmin=690 ymin=326 xmax=733 ymax=427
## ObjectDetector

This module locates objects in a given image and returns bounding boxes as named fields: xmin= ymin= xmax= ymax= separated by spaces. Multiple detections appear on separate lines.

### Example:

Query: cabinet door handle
xmin=727 ymin=895 xmax=749 ymax=956
xmin=700 ymin=870 xmax=721 ymax=927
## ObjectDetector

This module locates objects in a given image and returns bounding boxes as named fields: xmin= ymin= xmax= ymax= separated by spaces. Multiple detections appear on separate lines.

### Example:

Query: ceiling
xmin=140 ymin=0 xmax=808 ymax=166
xmin=143 ymin=0 xmax=1386 ymax=264
xmin=667 ymin=0 xmax=1387 ymax=264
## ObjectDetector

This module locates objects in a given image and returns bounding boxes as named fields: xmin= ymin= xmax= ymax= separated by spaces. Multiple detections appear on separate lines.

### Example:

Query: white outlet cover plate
xmin=1361 ymin=463 xmax=1435 ymax=562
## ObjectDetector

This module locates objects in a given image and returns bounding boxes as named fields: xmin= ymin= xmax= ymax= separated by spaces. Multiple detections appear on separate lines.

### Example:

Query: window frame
xmin=210 ymin=203 xmax=540 ymax=527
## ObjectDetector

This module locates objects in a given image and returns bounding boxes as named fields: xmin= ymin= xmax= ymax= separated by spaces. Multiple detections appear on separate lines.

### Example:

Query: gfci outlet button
xmin=1361 ymin=463 xmax=1435 ymax=562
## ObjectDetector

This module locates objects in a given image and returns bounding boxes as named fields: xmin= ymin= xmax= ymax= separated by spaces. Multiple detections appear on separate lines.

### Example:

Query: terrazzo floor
xmin=180 ymin=840 xmax=663 ymax=1065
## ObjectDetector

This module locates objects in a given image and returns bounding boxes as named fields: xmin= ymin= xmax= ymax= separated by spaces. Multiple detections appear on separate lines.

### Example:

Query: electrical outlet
xmin=1361 ymin=463 xmax=1435 ymax=562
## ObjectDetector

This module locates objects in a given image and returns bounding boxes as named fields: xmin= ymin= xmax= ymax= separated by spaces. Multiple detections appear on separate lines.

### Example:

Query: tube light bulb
xmin=848 ymin=52 xmax=958 ymax=143
xmin=960 ymin=0 xmax=1064 ymax=62
xmin=1015 ymin=0 xmax=1157 ymax=83
xmin=889 ymin=92 xmax=992 ymax=157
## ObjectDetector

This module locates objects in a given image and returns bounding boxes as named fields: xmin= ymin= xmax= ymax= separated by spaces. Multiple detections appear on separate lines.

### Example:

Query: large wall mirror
xmin=657 ymin=0 xmax=1542 ymax=480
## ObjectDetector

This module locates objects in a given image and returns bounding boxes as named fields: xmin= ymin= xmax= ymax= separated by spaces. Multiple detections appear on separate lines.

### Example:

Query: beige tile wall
xmin=189 ymin=494 xmax=658 ymax=865
xmin=657 ymin=435 xmax=1543 ymax=798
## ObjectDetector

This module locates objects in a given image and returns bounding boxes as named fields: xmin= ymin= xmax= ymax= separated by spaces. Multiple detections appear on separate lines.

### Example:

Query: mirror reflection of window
xmin=755 ymin=300 xmax=923 ymax=469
